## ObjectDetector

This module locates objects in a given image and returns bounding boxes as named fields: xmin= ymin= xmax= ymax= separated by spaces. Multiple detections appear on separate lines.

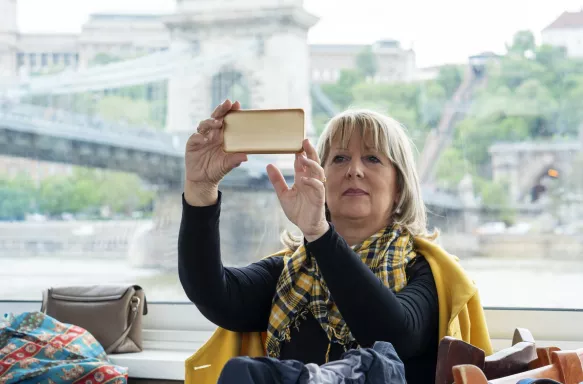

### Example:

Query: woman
xmin=179 ymin=100 xmax=491 ymax=384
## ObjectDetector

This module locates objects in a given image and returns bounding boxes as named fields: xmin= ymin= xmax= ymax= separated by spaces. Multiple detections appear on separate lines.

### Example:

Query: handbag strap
xmin=41 ymin=289 xmax=48 ymax=313
xmin=105 ymin=295 xmax=141 ymax=354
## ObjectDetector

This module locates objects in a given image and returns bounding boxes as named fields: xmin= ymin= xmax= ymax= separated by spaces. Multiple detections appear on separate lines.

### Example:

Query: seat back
xmin=452 ymin=349 xmax=583 ymax=384
xmin=436 ymin=328 xmax=537 ymax=384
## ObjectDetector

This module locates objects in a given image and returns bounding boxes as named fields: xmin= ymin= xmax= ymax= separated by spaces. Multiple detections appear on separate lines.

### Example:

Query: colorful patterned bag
xmin=0 ymin=311 xmax=128 ymax=384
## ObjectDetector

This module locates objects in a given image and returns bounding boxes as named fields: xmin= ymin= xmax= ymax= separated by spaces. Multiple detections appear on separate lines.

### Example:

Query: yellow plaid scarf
xmin=265 ymin=224 xmax=416 ymax=360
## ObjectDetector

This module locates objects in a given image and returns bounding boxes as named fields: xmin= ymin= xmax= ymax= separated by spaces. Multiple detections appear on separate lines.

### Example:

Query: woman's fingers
xmin=303 ymin=139 xmax=320 ymax=164
xmin=267 ymin=164 xmax=290 ymax=199
xmin=196 ymin=118 xmax=224 ymax=145
xmin=211 ymin=100 xmax=233 ymax=119
xmin=294 ymin=153 xmax=306 ymax=174
xmin=185 ymin=132 xmax=208 ymax=149
xmin=225 ymin=153 xmax=248 ymax=170
xmin=298 ymin=154 xmax=325 ymax=181
xmin=211 ymin=99 xmax=241 ymax=119
xmin=301 ymin=177 xmax=326 ymax=197
xmin=197 ymin=118 xmax=222 ymax=134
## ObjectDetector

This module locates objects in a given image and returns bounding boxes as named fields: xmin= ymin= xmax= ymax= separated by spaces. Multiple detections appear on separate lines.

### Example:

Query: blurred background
xmin=0 ymin=0 xmax=582 ymax=308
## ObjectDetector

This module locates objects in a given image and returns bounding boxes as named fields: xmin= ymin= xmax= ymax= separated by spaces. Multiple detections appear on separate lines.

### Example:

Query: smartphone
xmin=223 ymin=109 xmax=305 ymax=154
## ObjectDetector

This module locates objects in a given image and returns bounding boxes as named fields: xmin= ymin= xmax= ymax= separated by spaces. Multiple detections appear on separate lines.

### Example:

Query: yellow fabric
xmin=184 ymin=236 xmax=493 ymax=384
xmin=266 ymin=224 xmax=415 ymax=360
xmin=413 ymin=237 xmax=493 ymax=355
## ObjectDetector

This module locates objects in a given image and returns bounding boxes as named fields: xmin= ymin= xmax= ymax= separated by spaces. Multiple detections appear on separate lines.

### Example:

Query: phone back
xmin=223 ymin=109 xmax=305 ymax=153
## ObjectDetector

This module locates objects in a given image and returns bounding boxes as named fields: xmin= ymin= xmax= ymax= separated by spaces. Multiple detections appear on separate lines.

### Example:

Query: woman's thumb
xmin=226 ymin=153 xmax=248 ymax=170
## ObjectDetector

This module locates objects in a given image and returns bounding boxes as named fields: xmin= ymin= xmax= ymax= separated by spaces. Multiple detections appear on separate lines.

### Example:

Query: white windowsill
xmin=109 ymin=350 xmax=192 ymax=381
xmin=110 ymin=329 xmax=214 ymax=380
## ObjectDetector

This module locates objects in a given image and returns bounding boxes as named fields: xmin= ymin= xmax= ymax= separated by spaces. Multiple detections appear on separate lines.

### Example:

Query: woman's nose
xmin=346 ymin=160 xmax=364 ymax=179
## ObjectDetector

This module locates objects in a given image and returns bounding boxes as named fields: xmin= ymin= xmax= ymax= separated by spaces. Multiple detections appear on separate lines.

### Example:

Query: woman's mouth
xmin=342 ymin=188 xmax=369 ymax=196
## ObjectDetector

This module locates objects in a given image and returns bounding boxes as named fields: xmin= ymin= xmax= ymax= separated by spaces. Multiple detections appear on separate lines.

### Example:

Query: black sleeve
xmin=306 ymin=224 xmax=439 ymax=360
xmin=178 ymin=191 xmax=285 ymax=332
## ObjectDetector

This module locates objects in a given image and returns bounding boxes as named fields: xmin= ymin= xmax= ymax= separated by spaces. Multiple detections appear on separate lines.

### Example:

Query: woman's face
xmin=324 ymin=131 xmax=399 ymax=224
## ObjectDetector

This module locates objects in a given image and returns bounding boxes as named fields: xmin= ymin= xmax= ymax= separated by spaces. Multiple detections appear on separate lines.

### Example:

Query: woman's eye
xmin=367 ymin=156 xmax=381 ymax=163
xmin=332 ymin=155 xmax=347 ymax=163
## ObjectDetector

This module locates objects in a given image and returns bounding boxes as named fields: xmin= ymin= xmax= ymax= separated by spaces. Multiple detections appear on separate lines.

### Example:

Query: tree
xmin=436 ymin=65 xmax=463 ymax=98
xmin=37 ymin=176 xmax=79 ymax=216
xmin=321 ymin=69 xmax=364 ymax=109
xmin=0 ymin=176 xmax=35 ymax=220
xmin=355 ymin=47 xmax=378 ymax=78
xmin=507 ymin=30 xmax=536 ymax=56
xmin=33 ymin=167 xmax=155 ymax=217
xmin=435 ymin=148 xmax=473 ymax=189
xmin=419 ymin=81 xmax=448 ymax=127
xmin=491 ymin=56 xmax=547 ymax=90
xmin=352 ymin=81 xmax=424 ymax=129
xmin=452 ymin=115 xmax=530 ymax=172
xmin=312 ymin=114 xmax=331 ymax=136
xmin=535 ymin=44 xmax=567 ymax=68
xmin=96 ymin=96 xmax=153 ymax=127
xmin=476 ymin=178 xmax=516 ymax=224
xmin=352 ymin=81 xmax=420 ymax=111
xmin=96 ymin=172 xmax=154 ymax=215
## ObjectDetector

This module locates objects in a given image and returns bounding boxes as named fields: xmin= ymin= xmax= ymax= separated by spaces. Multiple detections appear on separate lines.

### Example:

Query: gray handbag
xmin=40 ymin=284 xmax=148 ymax=354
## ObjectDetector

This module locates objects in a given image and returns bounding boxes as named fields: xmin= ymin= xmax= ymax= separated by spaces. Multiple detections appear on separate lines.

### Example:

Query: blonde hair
xmin=281 ymin=109 xmax=437 ymax=251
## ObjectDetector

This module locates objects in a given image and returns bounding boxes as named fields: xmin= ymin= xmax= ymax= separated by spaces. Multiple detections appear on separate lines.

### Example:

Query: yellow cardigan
xmin=184 ymin=237 xmax=493 ymax=384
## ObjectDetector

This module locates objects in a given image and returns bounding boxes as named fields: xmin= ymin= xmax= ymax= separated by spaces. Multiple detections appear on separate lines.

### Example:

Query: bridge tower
xmin=129 ymin=1 xmax=319 ymax=269
xmin=164 ymin=0 xmax=318 ymax=134
xmin=0 ymin=0 xmax=18 ymax=84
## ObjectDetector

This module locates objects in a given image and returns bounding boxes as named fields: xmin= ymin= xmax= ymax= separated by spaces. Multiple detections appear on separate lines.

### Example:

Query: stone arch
xmin=529 ymin=165 xmax=561 ymax=202
xmin=211 ymin=67 xmax=251 ymax=109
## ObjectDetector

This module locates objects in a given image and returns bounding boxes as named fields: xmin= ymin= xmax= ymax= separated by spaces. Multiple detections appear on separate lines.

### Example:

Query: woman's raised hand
xmin=184 ymin=100 xmax=248 ymax=206
xmin=267 ymin=139 xmax=330 ymax=242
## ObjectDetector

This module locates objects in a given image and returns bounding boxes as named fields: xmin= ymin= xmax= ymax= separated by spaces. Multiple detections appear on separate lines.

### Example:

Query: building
xmin=542 ymin=10 xmax=583 ymax=57
xmin=0 ymin=0 xmax=416 ymax=85
xmin=0 ymin=0 xmax=18 ymax=83
xmin=76 ymin=14 xmax=171 ymax=69
xmin=310 ymin=39 xmax=416 ymax=84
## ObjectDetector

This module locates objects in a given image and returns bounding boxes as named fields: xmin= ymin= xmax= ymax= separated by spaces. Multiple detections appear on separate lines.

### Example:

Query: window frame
xmin=2 ymin=301 xmax=582 ymax=345
xmin=2 ymin=301 xmax=582 ymax=380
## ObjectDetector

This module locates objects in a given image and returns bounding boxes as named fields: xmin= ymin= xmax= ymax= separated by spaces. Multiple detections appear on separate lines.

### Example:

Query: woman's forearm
xmin=178 ymin=192 xmax=284 ymax=332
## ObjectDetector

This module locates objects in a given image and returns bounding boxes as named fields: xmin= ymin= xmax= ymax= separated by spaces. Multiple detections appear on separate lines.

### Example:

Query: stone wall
xmin=477 ymin=234 xmax=583 ymax=260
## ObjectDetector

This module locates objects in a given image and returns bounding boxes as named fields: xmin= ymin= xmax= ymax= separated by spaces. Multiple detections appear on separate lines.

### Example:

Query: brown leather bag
xmin=40 ymin=285 xmax=148 ymax=354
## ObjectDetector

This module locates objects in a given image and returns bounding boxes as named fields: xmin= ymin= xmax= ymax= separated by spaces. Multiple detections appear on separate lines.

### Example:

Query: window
xmin=2 ymin=1 xmax=583 ymax=318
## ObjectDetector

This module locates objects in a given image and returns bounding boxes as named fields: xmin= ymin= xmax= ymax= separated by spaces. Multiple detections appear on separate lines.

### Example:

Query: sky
xmin=16 ymin=0 xmax=583 ymax=67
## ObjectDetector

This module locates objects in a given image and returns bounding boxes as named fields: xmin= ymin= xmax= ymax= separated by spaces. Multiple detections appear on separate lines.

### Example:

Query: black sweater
xmin=178 ymin=192 xmax=439 ymax=384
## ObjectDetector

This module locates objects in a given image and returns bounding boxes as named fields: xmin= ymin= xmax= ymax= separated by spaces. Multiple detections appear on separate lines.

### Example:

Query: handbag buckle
xmin=131 ymin=296 xmax=141 ymax=312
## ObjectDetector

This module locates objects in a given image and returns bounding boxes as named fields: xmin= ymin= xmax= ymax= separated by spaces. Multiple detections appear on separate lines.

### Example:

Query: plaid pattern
xmin=266 ymin=224 xmax=416 ymax=360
